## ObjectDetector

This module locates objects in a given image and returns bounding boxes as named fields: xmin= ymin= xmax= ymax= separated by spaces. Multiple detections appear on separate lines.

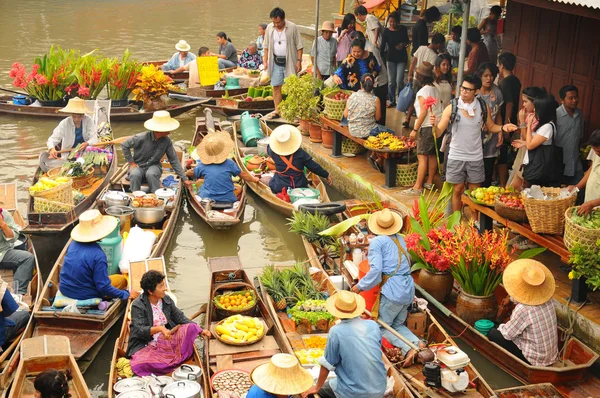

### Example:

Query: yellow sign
xmin=197 ymin=56 xmax=220 ymax=86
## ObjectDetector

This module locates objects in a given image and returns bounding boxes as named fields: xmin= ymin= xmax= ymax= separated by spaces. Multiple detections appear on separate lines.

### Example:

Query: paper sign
xmin=197 ymin=56 xmax=220 ymax=86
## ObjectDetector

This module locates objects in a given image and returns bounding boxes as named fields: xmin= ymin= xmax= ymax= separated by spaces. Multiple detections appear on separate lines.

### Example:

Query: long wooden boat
xmin=185 ymin=115 xmax=247 ymax=229
xmin=233 ymin=120 xmax=331 ymax=218
xmin=0 ymin=184 xmax=42 ymax=398
xmin=107 ymin=257 xmax=210 ymax=398
xmin=412 ymin=272 xmax=600 ymax=387
xmin=8 ymin=336 xmax=89 ymax=398
xmin=495 ymin=383 xmax=566 ymax=397
xmin=187 ymin=86 xmax=248 ymax=98
xmin=205 ymin=94 xmax=274 ymax=117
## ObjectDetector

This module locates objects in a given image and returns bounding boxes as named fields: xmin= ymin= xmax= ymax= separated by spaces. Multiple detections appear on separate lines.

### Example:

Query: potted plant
xmin=569 ymin=238 xmax=600 ymax=292
xmin=280 ymin=74 xmax=320 ymax=135
xmin=132 ymin=63 xmax=177 ymax=111
xmin=72 ymin=51 xmax=109 ymax=100
xmin=107 ymin=50 xmax=142 ymax=107
xmin=321 ymin=122 xmax=334 ymax=149
xmin=308 ymin=118 xmax=323 ymax=143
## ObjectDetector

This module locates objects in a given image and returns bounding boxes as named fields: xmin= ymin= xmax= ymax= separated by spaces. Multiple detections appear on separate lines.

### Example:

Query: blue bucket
xmin=13 ymin=95 xmax=27 ymax=105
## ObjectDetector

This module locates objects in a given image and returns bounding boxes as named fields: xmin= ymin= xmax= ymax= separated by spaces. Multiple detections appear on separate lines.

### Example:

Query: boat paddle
xmin=18 ymin=136 xmax=133 ymax=160
xmin=0 ymin=86 xmax=30 ymax=97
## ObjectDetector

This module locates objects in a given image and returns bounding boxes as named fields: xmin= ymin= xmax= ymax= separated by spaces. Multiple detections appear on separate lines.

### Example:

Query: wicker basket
xmin=323 ymin=92 xmax=351 ymax=121
xmin=33 ymin=197 xmax=75 ymax=213
xmin=213 ymin=318 xmax=267 ymax=346
xmin=341 ymin=138 xmax=366 ymax=154
xmin=521 ymin=188 xmax=577 ymax=234
xmin=212 ymin=281 xmax=258 ymax=320
xmin=31 ymin=179 xmax=74 ymax=206
xmin=395 ymin=162 xmax=418 ymax=187
xmin=494 ymin=194 xmax=528 ymax=223
xmin=563 ymin=207 xmax=600 ymax=251
xmin=47 ymin=167 xmax=95 ymax=190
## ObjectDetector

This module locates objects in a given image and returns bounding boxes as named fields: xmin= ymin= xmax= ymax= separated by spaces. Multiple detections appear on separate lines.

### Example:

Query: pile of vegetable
xmin=59 ymin=161 xmax=93 ymax=177
xmin=288 ymin=299 xmax=334 ymax=326
xmin=214 ymin=290 xmax=256 ymax=312
xmin=364 ymin=132 xmax=416 ymax=151
xmin=215 ymin=315 xmax=264 ymax=344
xmin=29 ymin=177 xmax=71 ymax=195
xmin=294 ymin=348 xmax=324 ymax=365
xmin=570 ymin=208 xmax=600 ymax=229
xmin=66 ymin=145 xmax=113 ymax=166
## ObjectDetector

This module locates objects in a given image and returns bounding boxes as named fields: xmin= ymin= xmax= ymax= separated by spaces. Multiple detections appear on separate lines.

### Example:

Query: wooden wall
xmin=503 ymin=1 xmax=600 ymax=140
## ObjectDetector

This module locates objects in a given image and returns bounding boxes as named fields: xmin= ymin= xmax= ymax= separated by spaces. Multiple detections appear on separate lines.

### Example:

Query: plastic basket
xmin=563 ymin=207 xmax=600 ymax=251
xmin=323 ymin=91 xmax=351 ymax=121
xmin=33 ymin=197 xmax=75 ymax=213
xmin=395 ymin=162 xmax=418 ymax=187
xmin=31 ymin=179 xmax=74 ymax=205
xmin=288 ymin=188 xmax=321 ymax=203
xmin=494 ymin=193 xmax=527 ymax=223
xmin=341 ymin=138 xmax=366 ymax=154
xmin=521 ymin=188 xmax=576 ymax=235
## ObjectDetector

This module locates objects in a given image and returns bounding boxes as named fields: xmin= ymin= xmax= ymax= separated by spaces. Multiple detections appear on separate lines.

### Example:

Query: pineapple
xmin=259 ymin=265 xmax=286 ymax=310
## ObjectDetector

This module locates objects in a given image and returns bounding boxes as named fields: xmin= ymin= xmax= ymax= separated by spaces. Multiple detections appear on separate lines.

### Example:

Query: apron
xmin=275 ymin=154 xmax=302 ymax=189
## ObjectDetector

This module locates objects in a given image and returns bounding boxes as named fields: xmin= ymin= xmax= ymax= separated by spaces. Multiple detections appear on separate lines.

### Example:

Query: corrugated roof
xmin=549 ymin=0 xmax=600 ymax=9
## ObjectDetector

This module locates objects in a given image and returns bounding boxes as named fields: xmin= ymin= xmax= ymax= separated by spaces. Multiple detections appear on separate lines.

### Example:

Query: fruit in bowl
xmin=470 ymin=186 xmax=507 ymax=206
xmin=498 ymin=194 xmax=525 ymax=209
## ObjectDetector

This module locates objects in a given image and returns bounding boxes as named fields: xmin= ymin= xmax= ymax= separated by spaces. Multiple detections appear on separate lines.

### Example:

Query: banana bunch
xmin=215 ymin=315 xmax=264 ymax=345
xmin=364 ymin=133 xmax=407 ymax=151
xmin=364 ymin=136 xmax=384 ymax=149
xmin=116 ymin=357 xmax=134 ymax=378
xmin=29 ymin=177 xmax=70 ymax=195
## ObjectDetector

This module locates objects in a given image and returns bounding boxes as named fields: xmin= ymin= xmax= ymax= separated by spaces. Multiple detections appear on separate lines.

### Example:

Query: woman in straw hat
xmin=192 ymin=132 xmax=259 ymax=203
xmin=162 ymin=40 xmax=196 ymax=72
xmin=46 ymin=97 xmax=98 ymax=160
xmin=267 ymin=125 xmax=332 ymax=195
xmin=121 ymin=110 xmax=190 ymax=193
xmin=249 ymin=353 xmax=313 ymax=397
xmin=302 ymin=290 xmax=386 ymax=398
xmin=59 ymin=210 xmax=136 ymax=302
xmin=487 ymin=259 xmax=558 ymax=366
xmin=351 ymin=208 xmax=424 ymax=367
xmin=310 ymin=21 xmax=337 ymax=81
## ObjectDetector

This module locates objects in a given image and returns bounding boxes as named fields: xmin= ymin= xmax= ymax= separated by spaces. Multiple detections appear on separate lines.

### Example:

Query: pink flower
xmin=405 ymin=233 xmax=421 ymax=251
xmin=423 ymin=96 xmax=438 ymax=111
xmin=77 ymin=86 xmax=90 ymax=97
xmin=35 ymin=75 xmax=48 ymax=85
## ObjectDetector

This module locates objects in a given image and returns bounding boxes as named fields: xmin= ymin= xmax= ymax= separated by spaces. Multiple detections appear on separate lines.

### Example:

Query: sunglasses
xmin=460 ymin=86 xmax=476 ymax=93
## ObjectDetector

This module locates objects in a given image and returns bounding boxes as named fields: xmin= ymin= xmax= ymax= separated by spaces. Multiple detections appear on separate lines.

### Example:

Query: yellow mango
xmin=235 ymin=323 xmax=249 ymax=332
xmin=245 ymin=331 xmax=256 ymax=340
xmin=216 ymin=325 xmax=231 ymax=336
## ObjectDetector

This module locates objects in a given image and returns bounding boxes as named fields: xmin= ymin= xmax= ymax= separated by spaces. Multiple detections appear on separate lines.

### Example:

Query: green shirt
xmin=0 ymin=211 xmax=19 ymax=262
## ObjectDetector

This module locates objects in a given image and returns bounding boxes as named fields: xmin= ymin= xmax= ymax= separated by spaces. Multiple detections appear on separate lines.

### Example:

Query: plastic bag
xmin=62 ymin=303 xmax=80 ymax=314
xmin=118 ymin=226 xmax=157 ymax=273
xmin=396 ymin=82 xmax=414 ymax=112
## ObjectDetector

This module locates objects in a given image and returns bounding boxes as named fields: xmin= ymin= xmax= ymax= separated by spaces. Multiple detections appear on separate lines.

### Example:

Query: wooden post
xmin=314 ymin=0 xmax=320 ymax=78
xmin=456 ymin=0 xmax=471 ymax=95
xmin=339 ymin=0 xmax=346 ymax=15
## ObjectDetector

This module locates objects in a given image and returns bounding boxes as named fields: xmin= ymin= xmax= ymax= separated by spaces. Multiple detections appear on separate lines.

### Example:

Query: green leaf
xmin=410 ymin=262 xmax=426 ymax=272
xmin=445 ymin=210 xmax=462 ymax=230
xmin=518 ymin=247 xmax=546 ymax=259
xmin=418 ymin=196 xmax=431 ymax=231
xmin=319 ymin=214 xmax=370 ymax=237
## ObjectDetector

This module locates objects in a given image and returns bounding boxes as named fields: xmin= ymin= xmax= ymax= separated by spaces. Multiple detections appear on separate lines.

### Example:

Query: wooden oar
xmin=0 ymin=86 xmax=30 ymax=97
xmin=188 ymin=303 xmax=207 ymax=321
xmin=18 ymin=136 xmax=132 ymax=160
xmin=18 ymin=149 xmax=70 ymax=160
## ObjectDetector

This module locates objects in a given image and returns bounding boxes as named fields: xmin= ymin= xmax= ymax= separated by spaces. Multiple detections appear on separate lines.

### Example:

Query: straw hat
xmin=175 ymin=40 xmax=191 ymax=52
xmin=251 ymin=354 xmax=314 ymax=395
xmin=143 ymin=111 xmax=180 ymax=133
xmin=269 ymin=125 xmax=302 ymax=156
xmin=58 ymin=97 xmax=91 ymax=114
xmin=325 ymin=290 xmax=366 ymax=319
xmin=71 ymin=209 xmax=118 ymax=243
xmin=416 ymin=61 xmax=434 ymax=78
xmin=196 ymin=132 xmax=234 ymax=165
xmin=367 ymin=208 xmax=403 ymax=236
xmin=503 ymin=259 xmax=555 ymax=306
xmin=320 ymin=21 xmax=335 ymax=33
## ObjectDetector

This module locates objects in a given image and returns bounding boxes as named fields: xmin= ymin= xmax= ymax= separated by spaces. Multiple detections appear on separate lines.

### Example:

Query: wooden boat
xmin=495 ymin=383 xmax=566 ymax=398
xmin=0 ymin=183 xmax=42 ymax=397
xmin=107 ymin=257 xmax=210 ymax=398
xmin=205 ymin=94 xmax=274 ymax=116
xmin=187 ymin=85 xmax=248 ymax=98
xmin=412 ymin=272 xmax=600 ymax=386
xmin=8 ymin=336 xmax=89 ymax=398
xmin=185 ymin=115 xmax=247 ymax=229
xmin=233 ymin=119 xmax=331 ymax=218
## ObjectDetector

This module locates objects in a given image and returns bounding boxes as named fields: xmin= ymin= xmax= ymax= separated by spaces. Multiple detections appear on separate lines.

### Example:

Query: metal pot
xmin=145 ymin=375 xmax=174 ymax=397
xmin=163 ymin=381 xmax=202 ymax=398
xmin=172 ymin=364 xmax=203 ymax=382
xmin=116 ymin=391 xmax=152 ymax=398
xmin=106 ymin=206 xmax=134 ymax=234
xmin=114 ymin=377 xmax=147 ymax=394
xmin=105 ymin=191 xmax=131 ymax=207
xmin=155 ymin=188 xmax=175 ymax=202
xmin=134 ymin=207 xmax=166 ymax=225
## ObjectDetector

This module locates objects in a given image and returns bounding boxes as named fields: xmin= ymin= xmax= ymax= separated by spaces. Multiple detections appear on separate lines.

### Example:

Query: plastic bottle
xmin=352 ymin=248 xmax=363 ymax=265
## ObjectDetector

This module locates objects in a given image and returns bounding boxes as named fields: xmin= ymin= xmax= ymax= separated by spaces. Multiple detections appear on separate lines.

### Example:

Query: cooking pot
xmin=114 ymin=377 xmax=147 ymax=394
xmin=105 ymin=191 xmax=131 ymax=207
xmin=163 ymin=380 xmax=203 ymax=398
xmin=116 ymin=391 xmax=152 ymax=398
xmin=172 ymin=364 xmax=203 ymax=382
xmin=155 ymin=188 xmax=175 ymax=202
xmin=134 ymin=207 xmax=166 ymax=225
xmin=106 ymin=206 xmax=134 ymax=234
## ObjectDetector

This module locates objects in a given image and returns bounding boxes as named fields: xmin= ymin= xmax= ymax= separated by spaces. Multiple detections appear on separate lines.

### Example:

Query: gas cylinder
xmin=99 ymin=221 xmax=123 ymax=275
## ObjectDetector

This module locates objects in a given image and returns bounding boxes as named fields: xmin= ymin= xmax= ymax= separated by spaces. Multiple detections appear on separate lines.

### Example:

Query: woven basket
xmin=395 ymin=162 xmax=418 ymax=187
xmin=521 ymin=188 xmax=576 ymax=234
xmin=33 ymin=197 xmax=75 ymax=213
xmin=323 ymin=92 xmax=351 ymax=121
xmin=31 ymin=180 xmax=74 ymax=205
xmin=47 ymin=167 xmax=95 ymax=190
xmin=494 ymin=194 xmax=528 ymax=223
xmin=341 ymin=138 xmax=366 ymax=154
xmin=563 ymin=207 xmax=600 ymax=251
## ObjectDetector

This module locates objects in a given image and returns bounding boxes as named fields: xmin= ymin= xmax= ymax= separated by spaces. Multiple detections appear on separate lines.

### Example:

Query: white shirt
xmin=414 ymin=85 xmax=442 ymax=128
xmin=523 ymin=123 xmax=554 ymax=165
xmin=47 ymin=115 xmax=98 ymax=159
xmin=365 ymin=14 xmax=382 ymax=47
xmin=272 ymin=27 xmax=287 ymax=57
xmin=412 ymin=46 xmax=438 ymax=79
xmin=585 ymin=150 xmax=600 ymax=203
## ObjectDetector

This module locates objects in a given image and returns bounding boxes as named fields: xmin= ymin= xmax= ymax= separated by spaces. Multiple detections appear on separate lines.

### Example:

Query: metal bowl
xmin=134 ymin=207 xmax=166 ymax=225
xmin=104 ymin=191 xmax=131 ymax=208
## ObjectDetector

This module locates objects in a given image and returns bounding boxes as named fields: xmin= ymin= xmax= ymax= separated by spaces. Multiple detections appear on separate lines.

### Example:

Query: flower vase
xmin=418 ymin=269 xmax=454 ymax=303
xmin=299 ymin=119 xmax=310 ymax=136
xmin=308 ymin=122 xmax=322 ymax=143
xmin=321 ymin=126 xmax=334 ymax=149
xmin=111 ymin=98 xmax=129 ymax=108
xmin=143 ymin=96 xmax=167 ymax=112
xmin=38 ymin=99 xmax=67 ymax=107
xmin=455 ymin=291 xmax=498 ymax=326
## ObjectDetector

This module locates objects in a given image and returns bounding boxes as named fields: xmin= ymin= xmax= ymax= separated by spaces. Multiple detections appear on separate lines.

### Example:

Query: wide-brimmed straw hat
xmin=58 ymin=97 xmax=90 ymax=115
xmin=325 ymin=290 xmax=366 ymax=319
xmin=175 ymin=40 xmax=191 ymax=52
xmin=143 ymin=110 xmax=180 ymax=133
xmin=269 ymin=124 xmax=302 ymax=156
xmin=196 ymin=132 xmax=234 ymax=164
xmin=251 ymin=353 xmax=314 ymax=395
xmin=503 ymin=259 xmax=555 ymax=306
xmin=71 ymin=209 xmax=118 ymax=243
xmin=416 ymin=61 xmax=434 ymax=78
xmin=320 ymin=21 xmax=335 ymax=32
xmin=368 ymin=208 xmax=403 ymax=236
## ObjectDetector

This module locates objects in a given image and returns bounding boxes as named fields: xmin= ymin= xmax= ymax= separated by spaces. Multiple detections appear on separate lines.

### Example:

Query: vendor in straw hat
xmin=121 ymin=110 xmax=190 ymax=193
xmin=191 ymin=132 xmax=259 ymax=203
xmin=301 ymin=290 xmax=387 ymax=398
xmin=351 ymin=208 xmax=425 ymax=367
xmin=46 ymin=97 xmax=98 ymax=160
xmin=488 ymin=259 xmax=558 ymax=366
xmin=267 ymin=125 xmax=332 ymax=195
xmin=311 ymin=21 xmax=337 ymax=81
xmin=162 ymin=40 xmax=196 ymax=73
xmin=59 ymin=210 xmax=137 ymax=302
xmin=249 ymin=353 xmax=313 ymax=398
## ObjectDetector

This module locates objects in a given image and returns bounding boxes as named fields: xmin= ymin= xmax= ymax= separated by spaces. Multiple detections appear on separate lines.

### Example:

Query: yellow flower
xmin=568 ymin=270 xmax=574 ymax=280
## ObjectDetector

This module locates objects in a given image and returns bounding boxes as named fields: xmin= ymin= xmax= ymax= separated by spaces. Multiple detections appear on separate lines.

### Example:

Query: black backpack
xmin=523 ymin=122 xmax=564 ymax=186
xmin=445 ymin=97 xmax=488 ymax=148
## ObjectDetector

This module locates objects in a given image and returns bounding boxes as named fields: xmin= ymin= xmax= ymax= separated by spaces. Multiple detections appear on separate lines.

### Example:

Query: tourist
xmin=431 ymin=74 xmax=517 ymax=212
xmin=488 ymin=259 xmax=558 ymax=366
xmin=310 ymin=21 xmax=337 ymax=81
xmin=263 ymin=7 xmax=303 ymax=117
xmin=46 ymin=97 xmax=97 ymax=162
xmin=238 ymin=42 xmax=263 ymax=70
xmin=465 ymin=28 xmax=489 ymax=75
xmin=34 ymin=369 xmax=72 ymax=398
xmin=498 ymin=52 xmax=521 ymax=188
xmin=301 ymin=290 xmax=387 ymax=398
xmin=569 ymin=130 xmax=600 ymax=215
xmin=214 ymin=32 xmax=238 ymax=69
xmin=121 ymin=111 xmax=190 ymax=193
xmin=332 ymin=38 xmax=381 ymax=91
xmin=479 ymin=5 xmax=502 ymax=64
xmin=59 ymin=210 xmax=132 ymax=301
xmin=127 ymin=270 xmax=211 ymax=375
xmin=267 ymin=125 xmax=331 ymax=195
xmin=161 ymin=40 xmax=196 ymax=72
xmin=0 ymin=210 xmax=34 ymax=295
xmin=192 ymin=132 xmax=259 ymax=203
xmin=249 ymin=353 xmax=313 ymax=398
xmin=257 ymin=23 xmax=267 ymax=57
xmin=354 ymin=5 xmax=382 ymax=47
xmin=335 ymin=14 xmax=356 ymax=67
xmin=447 ymin=25 xmax=462 ymax=69
xmin=345 ymin=73 xmax=391 ymax=138
xmin=408 ymin=33 xmax=445 ymax=82
xmin=556 ymin=85 xmax=584 ymax=186
xmin=412 ymin=6 xmax=441 ymax=56
xmin=476 ymin=62 xmax=504 ymax=187
xmin=380 ymin=11 xmax=409 ymax=107
xmin=0 ymin=275 xmax=30 ymax=347
xmin=351 ymin=209 xmax=425 ymax=367
xmin=167 ymin=46 xmax=210 ymax=88
xmin=404 ymin=62 xmax=442 ymax=195
xmin=434 ymin=54 xmax=453 ymax=173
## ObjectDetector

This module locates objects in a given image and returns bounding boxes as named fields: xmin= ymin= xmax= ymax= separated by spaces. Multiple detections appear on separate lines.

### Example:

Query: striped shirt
xmin=498 ymin=300 xmax=558 ymax=366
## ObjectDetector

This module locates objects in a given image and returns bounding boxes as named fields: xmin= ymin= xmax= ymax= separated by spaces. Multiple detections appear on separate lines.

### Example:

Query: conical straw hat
xmin=251 ymin=353 xmax=314 ymax=395
xmin=503 ymin=259 xmax=555 ymax=305
xmin=196 ymin=132 xmax=234 ymax=164
xmin=71 ymin=209 xmax=118 ymax=243
xmin=58 ymin=97 xmax=91 ymax=114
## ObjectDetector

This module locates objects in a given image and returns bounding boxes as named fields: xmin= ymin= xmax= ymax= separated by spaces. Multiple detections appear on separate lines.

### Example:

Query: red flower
xmin=405 ymin=233 xmax=421 ymax=251
xmin=36 ymin=75 xmax=48 ymax=85
xmin=423 ymin=96 xmax=438 ymax=111
xmin=77 ymin=86 xmax=90 ymax=97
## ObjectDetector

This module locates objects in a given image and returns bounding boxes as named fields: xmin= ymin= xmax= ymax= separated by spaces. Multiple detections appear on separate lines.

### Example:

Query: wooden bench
xmin=462 ymin=195 xmax=588 ymax=303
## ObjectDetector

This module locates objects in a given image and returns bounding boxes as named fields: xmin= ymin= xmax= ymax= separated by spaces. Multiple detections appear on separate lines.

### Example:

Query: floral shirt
xmin=347 ymin=90 xmax=378 ymax=138
xmin=151 ymin=299 xmax=168 ymax=341
xmin=333 ymin=52 xmax=381 ymax=91
xmin=238 ymin=49 xmax=263 ymax=70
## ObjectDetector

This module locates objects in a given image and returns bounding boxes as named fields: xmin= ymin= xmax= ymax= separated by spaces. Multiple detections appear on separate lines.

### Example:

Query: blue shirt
xmin=246 ymin=385 xmax=283 ymax=398
xmin=161 ymin=52 xmax=196 ymax=71
xmin=0 ymin=290 xmax=19 ymax=346
xmin=320 ymin=318 xmax=387 ymax=398
xmin=59 ymin=241 xmax=129 ymax=301
xmin=357 ymin=234 xmax=414 ymax=305
xmin=267 ymin=147 xmax=329 ymax=194
xmin=73 ymin=125 xmax=84 ymax=146
xmin=194 ymin=159 xmax=241 ymax=203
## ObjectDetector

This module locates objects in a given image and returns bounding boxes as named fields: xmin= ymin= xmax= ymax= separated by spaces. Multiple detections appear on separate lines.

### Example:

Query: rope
xmin=558 ymin=297 xmax=586 ymax=364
